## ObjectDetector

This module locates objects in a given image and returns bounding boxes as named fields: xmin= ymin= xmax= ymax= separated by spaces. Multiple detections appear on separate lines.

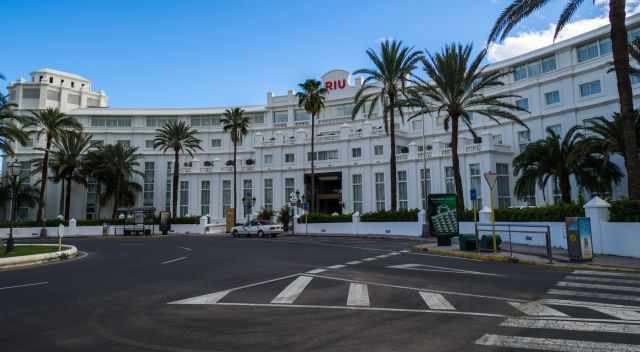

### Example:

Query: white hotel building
xmin=5 ymin=16 xmax=640 ymax=221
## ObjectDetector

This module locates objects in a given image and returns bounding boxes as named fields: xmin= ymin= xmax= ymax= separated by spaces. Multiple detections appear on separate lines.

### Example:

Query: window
xmin=320 ymin=103 xmax=356 ymax=119
xmin=264 ymin=179 xmax=273 ymax=210
xmin=514 ymin=65 xmax=527 ymax=81
xmin=514 ymin=55 xmax=556 ymax=80
xmin=273 ymin=111 xmax=288 ymax=124
xmin=518 ymin=130 xmax=531 ymax=152
xmin=117 ymin=140 xmax=130 ymax=147
xmin=294 ymin=110 xmax=311 ymax=122
xmin=67 ymin=94 xmax=80 ymax=105
xmin=352 ymin=174 xmax=363 ymax=213
xmin=515 ymin=98 xmax=529 ymax=110
xmin=285 ymin=178 xmax=295 ymax=204
xmin=374 ymin=145 xmax=384 ymax=156
xmin=541 ymin=56 xmax=557 ymax=73
xmin=375 ymin=172 xmax=385 ymax=211
xmin=527 ymin=61 xmax=541 ymax=77
xmin=552 ymin=177 xmax=562 ymax=204
xmin=147 ymin=117 xmax=176 ymax=127
xmin=420 ymin=168 xmax=431 ymax=209
xmin=23 ymin=88 xmax=40 ymax=99
xmin=264 ymin=154 xmax=273 ymax=165
xmin=632 ymin=73 xmax=640 ymax=85
xmin=544 ymin=90 xmax=560 ymax=105
xmin=577 ymin=42 xmax=599 ymax=62
xmin=49 ymin=77 xmax=54 ymax=84
xmin=191 ymin=116 xmax=217 ymax=127
xmin=243 ymin=179 xmax=253 ymax=216
xmin=397 ymin=171 xmax=408 ymax=210
xmin=352 ymin=147 xmax=362 ymax=159
xmin=211 ymin=139 xmax=222 ymax=148
xmin=497 ymin=163 xmax=511 ymax=208
xmin=201 ymin=180 xmax=211 ymax=216
xmin=143 ymin=162 xmax=155 ymax=207
xmin=307 ymin=150 xmax=339 ymax=161
xmin=86 ymin=176 xmax=98 ymax=219
xmin=179 ymin=181 xmax=189 ymax=217
xmin=599 ymin=38 xmax=612 ymax=55
xmin=92 ymin=117 xmax=132 ymax=128
xmin=165 ymin=162 xmax=172 ymax=211
xmin=71 ymin=82 xmax=75 ymax=88
xmin=222 ymin=180 xmax=231 ymax=217
xmin=548 ymin=124 xmax=562 ymax=136
xmin=47 ymin=89 xmax=60 ymax=101
xmin=87 ymin=98 xmax=100 ymax=107
xmin=445 ymin=167 xmax=455 ymax=194
xmin=145 ymin=140 xmax=154 ymax=149
xmin=247 ymin=113 xmax=264 ymax=125
xmin=469 ymin=164 xmax=482 ymax=210
xmin=285 ymin=153 xmax=295 ymax=163
xmin=579 ymin=80 xmax=601 ymax=97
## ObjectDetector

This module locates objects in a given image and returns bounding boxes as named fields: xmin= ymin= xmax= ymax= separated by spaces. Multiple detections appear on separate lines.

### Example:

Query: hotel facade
xmin=5 ymin=16 xmax=640 ymax=221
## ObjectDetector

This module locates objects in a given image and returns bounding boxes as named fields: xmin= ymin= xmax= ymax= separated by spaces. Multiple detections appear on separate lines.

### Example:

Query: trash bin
xmin=565 ymin=217 xmax=593 ymax=262
xmin=480 ymin=235 xmax=501 ymax=251
xmin=459 ymin=234 xmax=478 ymax=251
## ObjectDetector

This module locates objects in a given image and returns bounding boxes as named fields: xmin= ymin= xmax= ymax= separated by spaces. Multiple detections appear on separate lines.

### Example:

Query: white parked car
xmin=231 ymin=220 xmax=283 ymax=237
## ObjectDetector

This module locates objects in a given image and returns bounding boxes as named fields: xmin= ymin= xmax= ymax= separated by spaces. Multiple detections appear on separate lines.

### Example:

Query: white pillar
xmin=584 ymin=197 xmax=610 ymax=255
xmin=69 ymin=218 xmax=77 ymax=236
xmin=199 ymin=215 xmax=208 ymax=234
xmin=352 ymin=212 xmax=360 ymax=235
xmin=479 ymin=206 xmax=492 ymax=224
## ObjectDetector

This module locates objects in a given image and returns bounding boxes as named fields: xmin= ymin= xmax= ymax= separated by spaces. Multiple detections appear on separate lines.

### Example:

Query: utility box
xmin=565 ymin=217 xmax=593 ymax=262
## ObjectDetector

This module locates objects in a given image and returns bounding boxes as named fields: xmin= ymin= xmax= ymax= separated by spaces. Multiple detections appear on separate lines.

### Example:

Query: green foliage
xmin=610 ymin=200 xmax=640 ymax=222
xmin=492 ymin=203 xmax=584 ymax=222
xmin=277 ymin=206 xmax=291 ymax=231
xmin=257 ymin=207 xmax=274 ymax=221
xmin=298 ymin=213 xmax=352 ymax=223
xmin=360 ymin=209 xmax=419 ymax=222
xmin=0 ymin=216 xmax=200 ymax=228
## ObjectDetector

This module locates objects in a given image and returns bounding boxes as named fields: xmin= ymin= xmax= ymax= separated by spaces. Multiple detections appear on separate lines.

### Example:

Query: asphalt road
xmin=2 ymin=235 xmax=640 ymax=351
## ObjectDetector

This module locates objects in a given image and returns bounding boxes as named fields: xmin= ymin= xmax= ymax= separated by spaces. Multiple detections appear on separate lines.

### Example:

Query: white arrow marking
xmin=509 ymin=302 xmax=567 ymax=317
xmin=475 ymin=334 xmax=640 ymax=351
xmin=420 ymin=292 xmax=455 ymax=310
xmin=271 ymin=276 xmax=313 ymax=304
xmin=501 ymin=318 xmax=640 ymax=334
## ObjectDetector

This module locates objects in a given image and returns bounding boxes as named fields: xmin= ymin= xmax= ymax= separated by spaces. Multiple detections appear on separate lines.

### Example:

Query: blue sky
xmin=1 ymin=0 xmax=614 ymax=107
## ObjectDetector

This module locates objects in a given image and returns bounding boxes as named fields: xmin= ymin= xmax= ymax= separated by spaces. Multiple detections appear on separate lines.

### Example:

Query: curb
xmin=0 ymin=244 xmax=78 ymax=269
xmin=289 ymin=233 xmax=432 ymax=242
xmin=413 ymin=245 xmax=640 ymax=273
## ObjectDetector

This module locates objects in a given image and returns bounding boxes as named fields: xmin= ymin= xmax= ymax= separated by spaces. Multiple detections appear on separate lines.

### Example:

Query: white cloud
xmin=487 ymin=1 xmax=640 ymax=62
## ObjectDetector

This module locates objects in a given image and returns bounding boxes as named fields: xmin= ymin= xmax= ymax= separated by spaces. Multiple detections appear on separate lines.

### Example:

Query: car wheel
xmin=232 ymin=230 xmax=239 ymax=237
xmin=257 ymin=230 xmax=264 ymax=238
xmin=271 ymin=233 xmax=277 ymax=238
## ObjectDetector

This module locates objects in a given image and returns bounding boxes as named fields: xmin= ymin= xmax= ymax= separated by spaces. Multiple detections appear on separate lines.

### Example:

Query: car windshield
xmin=258 ymin=220 xmax=273 ymax=225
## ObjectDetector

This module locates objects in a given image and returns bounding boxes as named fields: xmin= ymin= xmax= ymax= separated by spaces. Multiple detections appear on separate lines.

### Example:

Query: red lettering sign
xmin=324 ymin=79 xmax=346 ymax=91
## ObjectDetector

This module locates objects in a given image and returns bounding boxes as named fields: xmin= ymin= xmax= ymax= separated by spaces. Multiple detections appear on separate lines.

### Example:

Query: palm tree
xmin=412 ymin=43 xmax=528 ymax=214
xmin=352 ymin=39 xmax=423 ymax=211
xmin=514 ymin=126 xmax=623 ymax=203
xmin=583 ymin=112 xmax=640 ymax=165
xmin=153 ymin=120 xmax=202 ymax=218
xmin=0 ymin=82 xmax=30 ymax=156
xmin=296 ymin=79 xmax=328 ymax=212
xmin=221 ymin=108 xmax=249 ymax=223
xmin=489 ymin=0 xmax=640 ymax=200
xmin=84 ymin=143 xmax=144 ymax=219
xmin=30 ymin=108 xmax=81 ymax=225
xmin=0 ymin=176 xmax=40 ymax=218
xmin=49 ymin=131 xmax=92 ymax=220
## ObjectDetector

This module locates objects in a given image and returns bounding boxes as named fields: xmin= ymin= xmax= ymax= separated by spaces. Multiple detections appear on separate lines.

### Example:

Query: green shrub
xmin=360 ymin=209 xmax=419 ymax=222
xmin=610 ymin=199 xmax=640 ymax=222
xmin=491 ymin=203 xmax=584 ymax=222
xmin=257 ymin=207 xmax=274 ymax=221
xmin=298 ymin=213 xmax=352 ymax=223
xmin=277 ymin=206 xmax=292 ymax=231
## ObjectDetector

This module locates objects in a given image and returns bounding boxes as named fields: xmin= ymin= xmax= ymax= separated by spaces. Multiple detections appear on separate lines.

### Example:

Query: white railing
xmin=464 ymin=143 xmax=481 ymax=153
xmin=396 ymin=153 xmax=409 ymax=161
xmin=316 ymin=134 xmax=340 ymax=142
xmin=273 ymin=122 xmax=287 ymax=128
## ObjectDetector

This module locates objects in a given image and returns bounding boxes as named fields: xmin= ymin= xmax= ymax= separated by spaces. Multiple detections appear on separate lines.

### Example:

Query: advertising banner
xmin=427 ymin=194 xmax=459 ymax=237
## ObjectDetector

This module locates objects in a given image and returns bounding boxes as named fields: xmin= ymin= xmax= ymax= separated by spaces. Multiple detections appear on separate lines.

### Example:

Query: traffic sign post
xmin=483 ymin=171 xmax=498 ymax=253
xmin=470 ymin=189 xmax=478 ymax=226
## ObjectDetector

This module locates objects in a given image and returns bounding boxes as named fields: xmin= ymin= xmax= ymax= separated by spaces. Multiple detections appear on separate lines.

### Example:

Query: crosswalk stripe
xmin=557 ymin=281 xmax=639 ymax=293
xmin=548 ymin=289 xmax=640 ymax=302
xmin=306 ymin=268 xmax=326 ymax=274
xmin=346 ymin=261 xmax=362 ymax=265
xmin=376 ymin=254 xmax=390 ymax=259
xmin=475 ymin=334 xmax=640 ymax=351
xmin=542 ymin=298 xmax=640 ymax=311
xmin=509 ymin=302 xmax=567 ymax=317
xmin=573 ymin=270 xmax=640 ymax=279
xmin=590 ymin=307 xmax=640 ymax=320
xmin=419 ymin=292 xmax=455 ymax=310
xmin=271 ymin=276 xmax=313 ymax=304
xmin=501 ymin=318 xmax=640 ymax=334
xmin=170 ymin=290 xmax=230 ymax=304
xmin=327 ymin=264 xmax=346 ymax=269
xmin=566 ymin=275 xmax=640 ymax=286
xmin=362 ymin=257 xmax=377 ymax=262
xmin=347 ymin=283 xmax=370 ymax=307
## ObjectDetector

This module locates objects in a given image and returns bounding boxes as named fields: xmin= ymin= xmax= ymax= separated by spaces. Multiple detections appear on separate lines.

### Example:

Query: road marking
xmin=307 ymin=273 xmax=527 ymax=302
xmin=375 ymin=254 xmax=390 ymax=259
xmin=346 ymin=261 xmax=362 ymax=265
xmin=501 ymin=318 xmax=640 ymax=334
xmin=306 ymin=268 xmax=326 ymax=274
xmin=170 ymin=290 xmax=230 ymax=304
xmin=327 ymin=264 xmax=346 ymax=269
xmin=573 ymin=270 xmax=640 ymax=279
xmin=565 ymin=275 xmax=640 ymax=286
xmin=419 ymin=292 xmax=455 ymax=310
xmin=509 ymin=302 xmax=567 ymax=317
xmin=211 ymin=302 xmax=505 ymax=318
xmin=347 ymin=283 xmax=370 ymax=307
xmin=548 ymin=289 xmax=640 ymax=302
xmin=400 ymin=250 xmax=410 ymax=253
xmin=161 ymin=256 xmax=188 ymax=264
xmin=387 ymin=263 xmax=502 ymax=277
xmin=557 ymin=281 xmax=639 ymax=293
xmin=590 ymin=307 xmax=640 ymax=320
xmin=271 ymin=276 xmax=313 ymax=304
xmin=0 ymin=281 xmax=48 ymax=291
xmin=475 ymin=334 xmax=640 ymax=351
xmin=178 ymin=246 xmax=192 ymax=251
xmin=362 ymin=257 xmax=377 ymax=262
xmin=542 ymin=298 xmax=640 ymax=311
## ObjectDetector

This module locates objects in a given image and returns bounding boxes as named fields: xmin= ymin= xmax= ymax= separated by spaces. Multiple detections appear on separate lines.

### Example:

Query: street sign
xmin=483 ymin=171 xmax=497 ymax=191
xmin=303 ymin=202 xmax=309 ymax=210
xmin=289 ymin=192 xmax=297 ymax=203
xmin=470 ymin=189 xmax=477 ymax=201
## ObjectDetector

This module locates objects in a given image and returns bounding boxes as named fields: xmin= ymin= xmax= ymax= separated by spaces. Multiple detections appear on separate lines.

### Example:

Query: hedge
xmin=298 ymin=213 xmax=352 ymax=223
xmin=0 ymin=216 xmax=200 ymax=228
xmin=360 ymin=209 xmax=420 ymax=222
xmin=610 ymin=200 xmax=640 ymax=222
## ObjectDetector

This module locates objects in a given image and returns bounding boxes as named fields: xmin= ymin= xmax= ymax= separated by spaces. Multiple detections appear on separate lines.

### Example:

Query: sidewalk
xmin=415 ymin=237 xmax=640 ymax=271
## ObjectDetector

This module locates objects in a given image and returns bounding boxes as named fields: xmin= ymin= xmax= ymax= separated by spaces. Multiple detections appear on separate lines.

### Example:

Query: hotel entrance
xmin=305 ymin=172 xmax=343 ymax=214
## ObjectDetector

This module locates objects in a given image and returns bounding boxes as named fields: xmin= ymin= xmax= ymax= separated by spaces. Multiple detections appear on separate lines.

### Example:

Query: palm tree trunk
xmin=233 ymin=142 xmax=237 ymax=224
xmin=560 ymin=173 xmax=572 ymax=204
xmin=172 ymin=149 xmax=179 ymax=218
xmin=36 ymin=138 xmax=51 ymax=225
xmin=389 ymin=107 xmax=398 ymax=211
xmin=451 ymin=116 xmax=465 ymax=215
xmin=112 ymin=177 xmax=120 ymax=219
xmin=310 ymin=114 xmax=316 ymax=213
xmin=59 ymin=181 xmax=65 ymax=216
xmin=610 ymin=0 xmax=640 ymax=199
xmin=64 ymin=177 xmax=71 ymax=221
xmin=96 ymin=184 xmax=102 ymax=220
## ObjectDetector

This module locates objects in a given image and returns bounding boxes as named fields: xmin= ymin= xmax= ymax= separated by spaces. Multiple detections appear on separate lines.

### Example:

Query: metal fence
xmin=474 ymin=223 xmax=553 ymax=263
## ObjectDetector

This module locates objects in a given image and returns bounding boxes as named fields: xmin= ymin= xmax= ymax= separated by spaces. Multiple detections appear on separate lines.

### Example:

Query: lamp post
xmin=241 ymin=196 xmax=256 ymax=223
xmin=4 ymin=160 xmax=20 ymax=254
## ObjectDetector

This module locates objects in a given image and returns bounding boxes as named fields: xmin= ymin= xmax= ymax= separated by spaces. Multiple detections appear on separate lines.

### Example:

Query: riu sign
xmin=324 ymin=79 xmax=347 ymax=91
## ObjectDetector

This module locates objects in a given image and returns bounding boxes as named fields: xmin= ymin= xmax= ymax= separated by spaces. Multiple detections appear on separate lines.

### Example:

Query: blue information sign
xmin=470 ymin=189 xmax=477 ymax=201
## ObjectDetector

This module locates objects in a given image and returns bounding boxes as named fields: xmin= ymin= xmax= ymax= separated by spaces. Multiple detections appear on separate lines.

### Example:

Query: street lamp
xmin=241 ymin=196 xmax=256 ymax=223
xmin=4 ymin=160 xmax=20 ymax=254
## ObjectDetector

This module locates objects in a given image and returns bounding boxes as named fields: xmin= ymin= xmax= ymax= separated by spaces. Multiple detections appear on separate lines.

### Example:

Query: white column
xmin=584 ymin=197 xmax=610 ymax=255
xmin=479 ymin=206 xmax=492 ymax=224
